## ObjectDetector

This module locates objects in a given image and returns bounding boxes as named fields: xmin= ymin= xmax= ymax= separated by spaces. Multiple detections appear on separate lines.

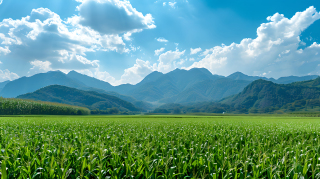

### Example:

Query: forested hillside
xmin=153 ymin=77 xmax=320 ymax=114
xmin=17 ymin=85 xmax=140 ymax=112
xmin=222 ymin=78 xmax=320 ymax=113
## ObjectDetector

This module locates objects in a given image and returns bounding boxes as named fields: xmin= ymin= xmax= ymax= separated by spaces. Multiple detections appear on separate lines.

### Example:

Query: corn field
xmin=0 ymin=98 xmax=90 ymax=115
xmin=1 ymin=115 xmax=320 ymax=178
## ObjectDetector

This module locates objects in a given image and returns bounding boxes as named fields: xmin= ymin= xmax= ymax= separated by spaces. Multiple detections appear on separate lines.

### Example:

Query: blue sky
xmin=0 ymin=0 xmax=320 ymax=85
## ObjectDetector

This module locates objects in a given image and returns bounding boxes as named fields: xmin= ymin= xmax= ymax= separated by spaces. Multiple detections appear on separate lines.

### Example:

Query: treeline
xmin=152 ymin=102 xmax=232 ymax=114
xmin=152 ymin=99 xmax=320 ymax=114
xmin=91 ymin=107 xmax=135 ymax=115
xmin=0 ymin=98 xmax=90 ymax=115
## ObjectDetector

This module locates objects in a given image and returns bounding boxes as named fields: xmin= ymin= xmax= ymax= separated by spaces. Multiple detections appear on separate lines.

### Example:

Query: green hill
xmin=17 ymin=85 xmax=140 ymax=112
xmin=290 ymin=77 xmax=320 ymax=87
xmin=221 ymin=79 xmax=320 ymax=113
xmin=153 ymin=77 xmax=320 ymax=114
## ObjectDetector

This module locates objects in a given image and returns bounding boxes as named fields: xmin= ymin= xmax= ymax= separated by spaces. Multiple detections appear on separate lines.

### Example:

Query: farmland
xmin=1 ymin=115 xmax=320 ymax=178
xmin=0 ymin=98 xmax=90 ymax=115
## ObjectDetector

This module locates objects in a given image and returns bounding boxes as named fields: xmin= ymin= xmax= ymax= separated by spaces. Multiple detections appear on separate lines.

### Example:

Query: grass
xmin=1 ymin=115 xmax=320 ymax=178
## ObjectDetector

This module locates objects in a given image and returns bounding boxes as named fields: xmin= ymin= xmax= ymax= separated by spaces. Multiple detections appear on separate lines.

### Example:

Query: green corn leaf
xmin=1 ymin=161 xmax=7 ymax=179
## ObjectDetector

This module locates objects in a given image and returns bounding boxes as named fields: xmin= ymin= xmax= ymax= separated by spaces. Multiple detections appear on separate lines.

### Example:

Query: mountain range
xmin=0 ymin=71 xmax=152 ymax=110
xmin=1 ymin=68 xmax=319 ymax=111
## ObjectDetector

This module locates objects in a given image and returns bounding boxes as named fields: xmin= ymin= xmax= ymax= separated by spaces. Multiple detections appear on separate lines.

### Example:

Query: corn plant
xmin=0 ymin=115 xmax=320 ymax=178
xmin=0 ymin=98 xmax=90 ymax=115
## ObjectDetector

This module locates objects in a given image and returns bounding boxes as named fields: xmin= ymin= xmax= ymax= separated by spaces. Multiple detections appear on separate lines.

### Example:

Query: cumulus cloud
xmin=0 ymin=0 xmax=155 ymax=81
xmin=0 ymin=46 xmax=10 ymax=55
xmin=155 ymin=47 xmax=165 ymax=56
xmin=190 ymin=47 xmax=202 ymax=55
xmin=72 ymin=68 xmax=117 ymax=85
xmin=168 ymin=2 xmax=177 ymax=8
xmin=156 ymin=48 xmax=185 ymax=73
xmin=0 ymin=8 xmax=124 ymax=74
xmin=94 ymin=70 xmax=117 ymax=84
xmin=0 ymin=69 xmax=19 ymax=81
xmin=0 ymin=2 xmax=156 ymax=80
xmin=30 ymin=60 xmax=52 ymax=73
xmin=156 ymin=37 xmax=168 ymax=43
xmin=80 ymin=59 xmax=155 ymax=85
xmin=80 ymin=59 xmax=154 ymax=85
xmin=104 ymin=49 xmax=186 ymax=85
xmin=187 ymin=6 xmax=320 ymax=78
xmin=118 ymin=59 xmax=154 ymax=84
xmin=80 ymin=50 xmax=187 ymax=85
xmin=76 ymin=0 xmax=156 ymax=35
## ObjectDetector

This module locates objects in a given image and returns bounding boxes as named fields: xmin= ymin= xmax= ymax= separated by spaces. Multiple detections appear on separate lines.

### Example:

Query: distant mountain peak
xmin=67 ymin=70 xmax=88 ymax=76
xmin=228 ymin=71 xmax=247 ymax=77
xmin=188 ymin=68 xmax=212 ymax=74
xmin=68 ymin=70 xmax=78 ymax=74
xmin=137 ymin=71 xmax=164 ymax=85
xmin=66 ymin=70 xmax=113 ymax=90
xmin=248 ymin=79 xmax=275 ymax=86
xmin=227 ymin=71 xmax=270 ymax=81
xmin=46 ymin=70 xmax=65 ymax=74
xmin=252 ymin=78 xmax=273 ymax=83
xmin=149 ymin=71 xmax=163 ymax=75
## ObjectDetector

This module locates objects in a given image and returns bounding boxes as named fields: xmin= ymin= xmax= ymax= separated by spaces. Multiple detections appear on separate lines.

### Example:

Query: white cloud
xmin=94 ymin=70 xmax=117 ymax=84
xmin=156 ymin=48 xmax=185 ymax=73
xmin=0 ymin=46 xmax=10 ymax=55
xmin=0 ymin=0 xmax=2 ymax=5
xmin=177 ymin=58 xmax=186 ymax=65
xmin=74 ymin=59 xmax=155 ymax=85
xmin=163 ymin=2 xmax=166 ymax=6
xmin=30 ymin=60 xmax=52 ymax=72
xmin=155 ymin=47 xmax=165 ymax=56
xmin=168 ymin=2 xmax=177 ymax=8
xmin=118 ymin=59 xmax=154 ymax=85
xmin=187 ymin=6 xmax=320 ymax=78
xmin=0 ymin=8 xmax=124 ymax=73
xmin=123 ymin=32 xmax=132 ymax=41
xmin=0 ymin=69 xmax=19 ymax=81
xmin=76 ymin=0 xmax=156 ymax=35
xmin=190 ymin=47 xmax=202 ymax=55
xmin=156 ymin=37 xmax=168 ymax=43
xmin=0 ymin=0 xmax=156 ymax=79
xmin=0 ymin=3 xmax=156 ymax=78
xmin=103 ymin=49 xmax=186 ymax=85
